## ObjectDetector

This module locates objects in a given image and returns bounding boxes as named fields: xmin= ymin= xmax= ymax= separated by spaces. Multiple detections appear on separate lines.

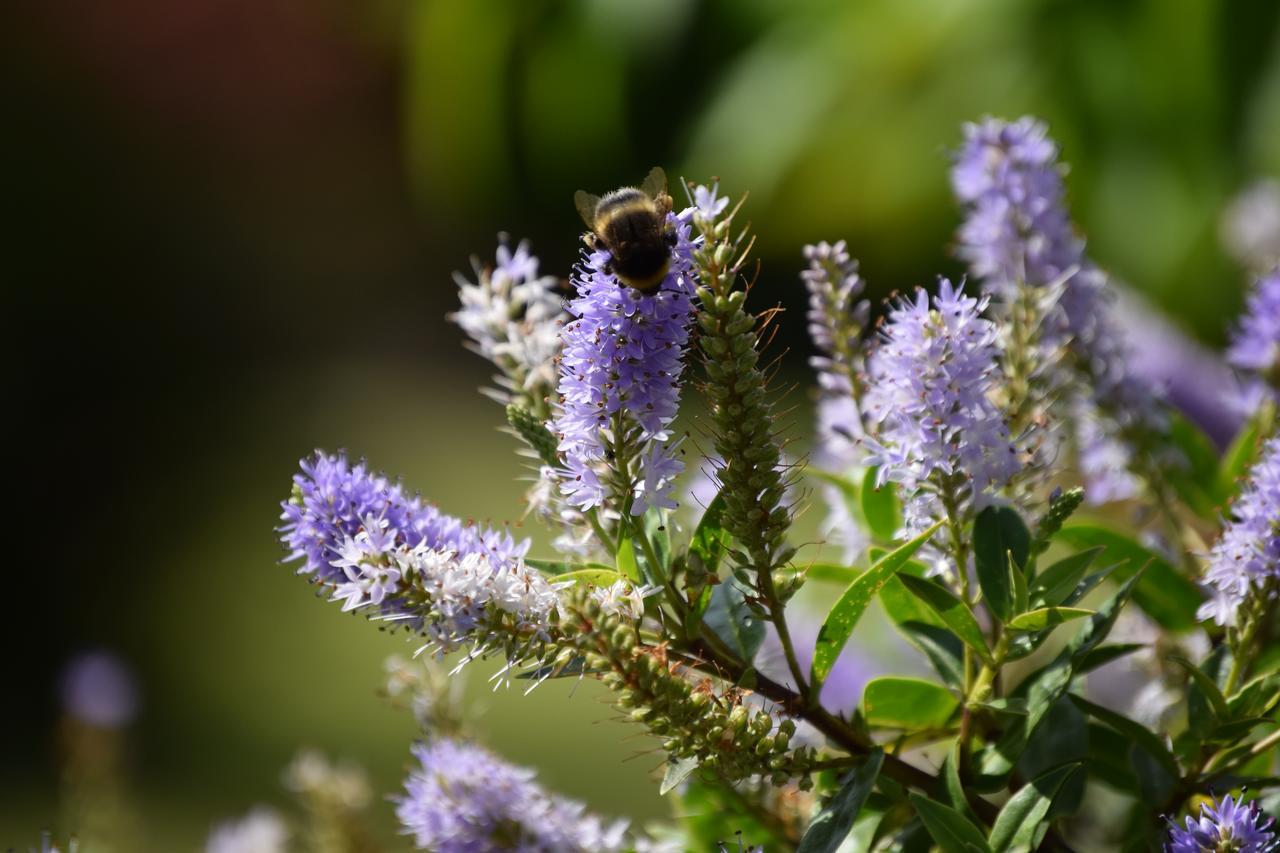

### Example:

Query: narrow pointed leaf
xmin=909 ymin=794 xmax=994 ymax=853
xmin=524 ymin=557 xmax=613 ymax=576
xmin=1068 ymin=694 xmax=1179 ymax=776
xmin=987 ymin=763 xmax=1082 ymax=851
xmin=898 ymin=573 xmax=994 ymax=667
xmin=863 ymin=677 xmax=959 ymax=729
xmin=943 ymin=739 xmax=980 ymax=825
xmin=616 ymin=534 xmax=641 ymax=582
xmin=974 ymin=506 xmax=1030 ymax=622
xmin=1170 ymin=655 xmax=1231 ymax=721
xmin=1031 ymin=548 xmax=1103 ymax=606
xmin=811 ymin=521 xmax=943 ymax=687
xmin=797 ymin=749 xmax=884 ymax=853
xmin=860 ymin=467 xmax=901 ymax=542
xmin=704 ymin=578 xmax=765 ymax=662
xmin=1008 ymin=607 xmax=1094 ymax=632
xmin=552 ymin=568 xmax=628 ymax=588
xmin=689 ymin=488 xmax=730 ymax=574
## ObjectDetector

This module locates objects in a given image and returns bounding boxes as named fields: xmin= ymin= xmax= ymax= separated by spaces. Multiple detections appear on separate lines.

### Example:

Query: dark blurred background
xmin=8 ymin=0 xmax=1280 ymax=847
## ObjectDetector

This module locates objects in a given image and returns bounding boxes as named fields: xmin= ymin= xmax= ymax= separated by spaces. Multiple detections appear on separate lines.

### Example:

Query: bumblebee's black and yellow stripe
xmin=575 ymin=167 xmax=675 ymax=294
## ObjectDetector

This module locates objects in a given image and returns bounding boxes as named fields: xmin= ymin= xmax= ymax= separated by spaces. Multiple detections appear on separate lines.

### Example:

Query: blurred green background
xmin=8 ymin=0 xmax=1280 ymax=848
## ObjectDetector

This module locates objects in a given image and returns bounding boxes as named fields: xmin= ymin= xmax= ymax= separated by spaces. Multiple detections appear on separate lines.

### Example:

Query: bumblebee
xmin=574 ymin=166 xmax=676 ymax=294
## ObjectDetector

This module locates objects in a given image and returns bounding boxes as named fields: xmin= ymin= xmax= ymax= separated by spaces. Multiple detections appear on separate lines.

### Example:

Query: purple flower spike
xmin=552 ymin=212 xmax=698 ymax=515
xmin=1198 ymin=436 xmax=1280 ymax=626
xmin=864 ymin=279 xmax=1021 ymax=532
xmin=1229 ymin=270 xmax=1280 ymax=379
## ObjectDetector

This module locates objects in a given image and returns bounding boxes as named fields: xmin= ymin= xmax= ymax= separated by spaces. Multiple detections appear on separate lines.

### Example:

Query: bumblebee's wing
xmin=574 ymin=190 xmax=600 ymax=229
xmin=640 ymin=166 xmax=668 ymax=200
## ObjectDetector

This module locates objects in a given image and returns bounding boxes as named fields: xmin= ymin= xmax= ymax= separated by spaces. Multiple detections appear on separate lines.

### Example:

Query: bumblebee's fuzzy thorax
xmin=576 ymin=168 xmax=675 ymax=294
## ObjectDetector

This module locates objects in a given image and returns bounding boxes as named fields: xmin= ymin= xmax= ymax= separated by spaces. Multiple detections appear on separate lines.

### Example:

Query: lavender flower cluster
xmin=863 ymin=280 xmax=1021 ymax=533
xmin=1166 ymin=793 xmax=1277 ymax=853
xmin=279 ymin=452 xmax=557 ymax=650
xmin=1199 ymin=435 xmax=1280 ymax=625
xmin=552 ymin=212 xmax=697 ymax=515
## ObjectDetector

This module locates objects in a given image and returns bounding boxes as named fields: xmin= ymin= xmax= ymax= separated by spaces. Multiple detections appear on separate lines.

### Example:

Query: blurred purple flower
xmin=60 ymin=650 xmax=138 ymax=728
xmin=395 ymin=738 xmax=628 ymax=852
xmin=1165 ymin=793 xmax=1277 ymax=853
xmin=1229 ymin=270 xmax=1280 ymax=378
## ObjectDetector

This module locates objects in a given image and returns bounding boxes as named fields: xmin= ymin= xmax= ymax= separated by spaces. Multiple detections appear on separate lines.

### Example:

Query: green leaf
xmin=862 ymin=677 xmax=959 ymax=729
xmin=524 ymin=557 xmax=613 ymax=575
xmin=968 ymin=697 xmax=1029 ymax=719
xmin=1010 ymin=550 xmax=1029 ymax=615
xmin=1030 ymin=548 xmax=1103 ymax=606
xmin=1056 ymin=524 xmax=1202 ymax=630
xmin=1170 ymin=655 xmax=1231 ymax=721
xmin=805 ymin=562 xmax=858 ymax=584
xmin=810 ymin=521 xmax=943 ymax=687
xmin=615 ymin=534 xmax=641 ymax=582
xmin=896 ymin=621 xmax=966 ymax=690
xmin=1068 ymin=694 xmax=1179 ymax=776
xmin=796 ymin=749 xmax=884 ymax=853
xmin=1073 ymin=643 xmax=1146 ymax=674
xmin=979 ymin=573 xmax=1143 ymax=784
xmin=1219 ymin=402 xmax=1274 ymax=502
xmin=987 ymin=763 xmax=1082 ymax=852
xmin=898 ymin=574 xmax=994 ymax=667
xmin=1007 ymin=607 xmax=1093 ymax=632
xmin=690 ymin=489 xmax=730 ymax=576
xmin=1165 ymin=412 xmax=1225 ymax=517
xmin=703 ymin=578 xmax=765 ymax=663
xmin=553 ymin=568 xmax=628 ymax=588
xmin=974 ymin=506 xmax=1030 ymax=622
xmin=660 ymin=755 xmax=699 ymax=795
xmin=942 ymin=739 xmax=980 ymax=825
xmin=909 ymin=794 xmax=993 ymax=853
xmin=860 ymin=468 xmax=901 ymax=542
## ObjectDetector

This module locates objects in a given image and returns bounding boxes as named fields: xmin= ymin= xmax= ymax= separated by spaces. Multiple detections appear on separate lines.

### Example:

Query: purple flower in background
xmin=863 ymin=280 xmax=1021 ymax=531
xmin=395 ymin=738 xmax=628 ymax=852
xmin=206 ymin=807 xmax=288 ymax=853
xmin=1198 ymin=436 xmax=1280 ymax=626
xmin=952 ymin=116 xmax=1167 ymax=503
xmin=60 ymin=651 xmax=138 ymax=729
xmin=1228 ymin=271 xmax=1280 ymax=379
xmin=552 ymin=212 xmax=697 ymax=515
xmin=803 ymin=240 xmax=873 ymax=556
xmin=1165 ymin=793 xmax=1277 ymax=852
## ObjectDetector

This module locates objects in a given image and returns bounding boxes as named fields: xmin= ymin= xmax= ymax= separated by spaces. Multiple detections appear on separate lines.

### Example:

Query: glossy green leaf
xmin=1068 ymin=694 xmax=1179 ymax=776
xmin=689 ymin=488 xmax=730 ymax=575
xmin=862 ymin=677 xmax=959 ymax=729
xmin=553 ymin=568 xmax=629 ymax=588
xmin=1073 ymin=643 xmax=1146 ymax=674
xmin=1007 ymin=607 xmax=1093 ymax=632
xmin=796 ymin=749 xmax=883 ymax=853
xmin=1165 ymin=412 xmax=1224 ymax=516
xmin=703 ymin=578 xmax=765 ymax=663
xmin=1219 ymin=403 xmax=1273 ymax=502
xmin=909 ymin=794 xmax=993 ymax=853
xmin=896 ymin=620 xmax=965 ymax=690
xmin=524 ymin=557 xmax=613 ymax=575
xmin=811 ymin=521 xmax=943 ymax=687
xmin=1171 ymin=655 xmax=1231 ymax=721
xmin=974 ymin=506 xmax=1030 ymax=622
xmin=860 ymin=467 xmax=901 ymax=542
xmin=1056 ymin=524 xmax=1201 ymax=630
xmin=615 ymin=533 xmax=641 ymax=582
xmin=898 ymin=574 xmax=994 ymax=666
xmin=942 ymin=739 xmax=980 ymax=825
xmin=988 ymin=763 xmax=1082 ymax=852
xmin=1030 ymin=547 xmax=1103 ymax=606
